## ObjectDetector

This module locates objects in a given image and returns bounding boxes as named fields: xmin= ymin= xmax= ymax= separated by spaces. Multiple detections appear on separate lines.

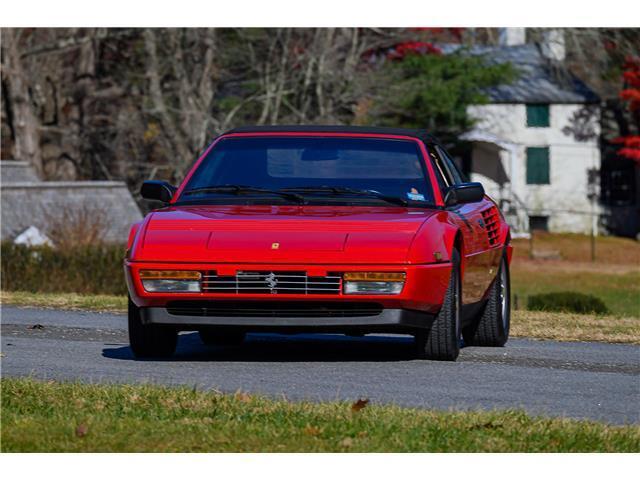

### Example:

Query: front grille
xmin=166 ymin=301 xmax=383 ymax=317
xmin=202 ymin=270 xmax=341 ymax=295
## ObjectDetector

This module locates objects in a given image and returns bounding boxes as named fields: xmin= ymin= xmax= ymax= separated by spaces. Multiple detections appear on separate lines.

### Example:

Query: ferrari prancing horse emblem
xmin=265 ymin=272 xmax=278 ymax=291
xmin=271 ymin=242 xmax=280 ymax=250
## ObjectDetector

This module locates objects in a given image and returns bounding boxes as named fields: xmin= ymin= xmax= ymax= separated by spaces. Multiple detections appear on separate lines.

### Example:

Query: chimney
xmin=499 ymin=28 xmax=526 ymax=46
xmin=540 ymin=29 xmax=566 ymax=61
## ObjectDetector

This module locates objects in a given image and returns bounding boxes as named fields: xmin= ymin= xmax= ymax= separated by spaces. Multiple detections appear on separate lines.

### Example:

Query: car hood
xmin=132 ymin=205 xmax=440 ymax=264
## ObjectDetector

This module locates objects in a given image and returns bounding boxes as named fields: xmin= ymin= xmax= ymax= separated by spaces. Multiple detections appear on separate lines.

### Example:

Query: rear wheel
xmin=199 ymin=328 xmax=246 ymax=346
xmin=128 ymin=297 xmax=177 ymax=358
xmin=415 ymin=247 xmax=461 ymax=361
xmin=462 ymin=252 xmax=510 ymax=347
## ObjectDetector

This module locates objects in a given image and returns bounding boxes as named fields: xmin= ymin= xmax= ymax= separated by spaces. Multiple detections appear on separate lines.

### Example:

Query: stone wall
xmin=0 ymin=161 xmax=40 ymax=183
xmin=1 ymin=162 xmax=142 ymax=244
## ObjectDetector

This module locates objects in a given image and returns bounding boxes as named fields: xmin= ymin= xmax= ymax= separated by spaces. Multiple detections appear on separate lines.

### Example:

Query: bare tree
xmin=246 ymin=28 xmax=386 ymax=125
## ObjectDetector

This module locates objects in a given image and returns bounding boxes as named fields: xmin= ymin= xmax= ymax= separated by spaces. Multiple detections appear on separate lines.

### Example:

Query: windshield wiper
xmin=280 ymin=186 xmax=408 ymax=207
xmin=182 ymin=184 xmax=304 ymax=204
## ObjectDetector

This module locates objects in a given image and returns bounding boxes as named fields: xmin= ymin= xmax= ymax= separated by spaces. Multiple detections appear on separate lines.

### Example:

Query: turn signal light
xmin=139 ymin=270 xmax=202 ymax=293
xmin=139 ymin=270 xmax=202 ymax=280
xmin=343 ymin=272 xmax=406 ymax=295
xmin=343 ymin=272 xmax=406 ymax=282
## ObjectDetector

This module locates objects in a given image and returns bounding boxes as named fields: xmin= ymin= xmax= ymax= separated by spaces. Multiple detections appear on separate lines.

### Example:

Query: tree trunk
xmin=1 ymin=28 xmax=43 ymax=177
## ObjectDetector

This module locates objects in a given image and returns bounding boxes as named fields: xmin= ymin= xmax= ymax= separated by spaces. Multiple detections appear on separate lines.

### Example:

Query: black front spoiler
xmin=141 ymin=307 xmax=434 ymax=333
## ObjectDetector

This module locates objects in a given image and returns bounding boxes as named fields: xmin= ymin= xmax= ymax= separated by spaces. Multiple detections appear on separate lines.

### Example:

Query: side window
xmin=427 ymin=146 xmax=453 ymax=192
xmin=436 ymin=145 xmax=464 ymax=185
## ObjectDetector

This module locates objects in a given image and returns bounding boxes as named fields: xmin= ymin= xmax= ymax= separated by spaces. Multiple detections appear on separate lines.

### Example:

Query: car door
xmin=431 ymin=145 xmax=499 ymax=305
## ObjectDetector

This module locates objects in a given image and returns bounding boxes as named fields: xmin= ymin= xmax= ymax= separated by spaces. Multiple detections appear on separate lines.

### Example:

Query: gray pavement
xmin=1 ymin=306 xmax=639 ymax=424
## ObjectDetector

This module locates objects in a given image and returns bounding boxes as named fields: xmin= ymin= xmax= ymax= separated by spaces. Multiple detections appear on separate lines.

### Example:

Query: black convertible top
xmin=225 ymin=125 xmax=441 ymax=144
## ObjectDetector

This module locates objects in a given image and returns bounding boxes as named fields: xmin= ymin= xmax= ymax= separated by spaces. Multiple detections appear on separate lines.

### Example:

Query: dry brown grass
xmin=0 ymin=291 xmax=126 ymax=313
xmin=513 ymin=258 xmax=639 ymax=275
xmin=43 ymin=204 xmax=110 ymax=249
xmin=512 ymin=232 xmax=640 ymax=266
xmin=511 ymin=310 xmax=640 ymax=344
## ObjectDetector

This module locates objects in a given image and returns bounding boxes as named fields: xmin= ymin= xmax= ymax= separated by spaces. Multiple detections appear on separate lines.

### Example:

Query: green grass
xmin=2 ymin=378 xmax=639 ymax=452
xmin=511 ymin=268 xmax=639 ymax=317
xmin=510 ymin=232 xmax=640 ymax=317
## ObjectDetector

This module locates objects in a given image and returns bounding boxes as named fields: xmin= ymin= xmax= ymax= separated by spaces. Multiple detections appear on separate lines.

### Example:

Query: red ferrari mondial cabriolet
xmin=125 ymin=126 xmax=512 ymax=361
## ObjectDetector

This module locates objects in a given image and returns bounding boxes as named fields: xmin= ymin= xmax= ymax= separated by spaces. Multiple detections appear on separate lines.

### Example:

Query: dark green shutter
xmin=526 ymin=104 xmax=550 ymax=127
xmin=526 ymin=147 xmax=550 ymax=184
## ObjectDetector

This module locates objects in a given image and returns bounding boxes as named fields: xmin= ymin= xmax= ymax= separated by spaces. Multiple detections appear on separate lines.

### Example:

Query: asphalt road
xmin=1 ymin=306 xmax=639 ymax=425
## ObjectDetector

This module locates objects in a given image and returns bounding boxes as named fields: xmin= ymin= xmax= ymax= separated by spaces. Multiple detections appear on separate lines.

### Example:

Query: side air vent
xmin=482 ymin=207 xmax=500 ymax=247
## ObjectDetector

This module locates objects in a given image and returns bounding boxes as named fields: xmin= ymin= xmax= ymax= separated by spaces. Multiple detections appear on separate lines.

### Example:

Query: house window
xmin=526 ymin=147 xmax=550 ymax=184
xmin=529 ymin=215 xmax=549 ymax=232
xmin=526 ymin=104 xmax=550 ymax=127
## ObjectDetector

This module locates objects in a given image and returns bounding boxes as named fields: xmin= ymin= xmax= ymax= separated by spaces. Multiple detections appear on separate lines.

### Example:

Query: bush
xmin=1 ymin=242 xmax=127 ymax=295
xmin=527 ymin=291 xmax=609 ymax=315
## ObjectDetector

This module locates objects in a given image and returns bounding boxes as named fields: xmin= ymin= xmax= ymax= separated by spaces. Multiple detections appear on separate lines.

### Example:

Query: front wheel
xmin=128 ymin=297 xmax=177 ymax=358
xmin=415 ymin=247 xmax=462 ymax=361
xmin=462 ymin=252 xmax=510 ymax=347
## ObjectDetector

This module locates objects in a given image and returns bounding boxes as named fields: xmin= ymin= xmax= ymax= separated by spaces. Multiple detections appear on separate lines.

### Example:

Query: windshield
xmin=177 ymin=136 xmax=435 ymax=206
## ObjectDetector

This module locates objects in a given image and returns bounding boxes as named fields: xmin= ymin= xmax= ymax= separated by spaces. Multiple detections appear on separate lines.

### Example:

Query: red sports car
xmin=125 ymin=126 xmax=512 ymax=361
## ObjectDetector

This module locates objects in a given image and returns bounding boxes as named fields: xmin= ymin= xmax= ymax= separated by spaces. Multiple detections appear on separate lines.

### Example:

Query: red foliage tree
xmin=387 ymin=41 xmax=442 ymax=59
xmin=615 ymin=57 xmax=640 ymax=164
xmin=362 ymin=28 xmax=465 ymax=63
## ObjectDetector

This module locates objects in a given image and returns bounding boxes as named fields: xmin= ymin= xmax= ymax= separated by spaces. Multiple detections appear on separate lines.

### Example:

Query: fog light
xmin=140 ymin=270 xmax=202 ymax=292
xmin=343 ymin=272 xmax=405 ymax=295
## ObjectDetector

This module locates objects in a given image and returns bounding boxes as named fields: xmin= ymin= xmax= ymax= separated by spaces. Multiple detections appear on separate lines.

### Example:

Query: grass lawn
xmin=510 ymin=262 xmax=639 ymax=317
xmin=511 ymin=231 xmax=640 ymax=265
xmin=2 ymin=378 xmax=639 ymax=453
xmin=508 ymin=310 xmax=639 ymax=344
xmin=510 ymin=233 xmax=640 ymax=318
xmin=1 ymin=290 xmax=127 ymax=312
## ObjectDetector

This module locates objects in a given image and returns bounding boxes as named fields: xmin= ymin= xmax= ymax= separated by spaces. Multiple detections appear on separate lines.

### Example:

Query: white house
xmin=446 ymin=30 xmax=601 ymax=235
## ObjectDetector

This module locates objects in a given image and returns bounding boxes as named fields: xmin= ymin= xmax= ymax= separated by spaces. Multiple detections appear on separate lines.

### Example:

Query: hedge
xmin=527 ymin=291 xmax=609 ymax=315
xmin=1 ymin=242 xmax=127 ymax=295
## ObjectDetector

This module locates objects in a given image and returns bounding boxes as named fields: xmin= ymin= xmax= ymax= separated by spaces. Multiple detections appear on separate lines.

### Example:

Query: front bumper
xmin=125 ymin=261 xmax=452 ymax=314
xmin=141 ymin=306 xmax=434 ymax=332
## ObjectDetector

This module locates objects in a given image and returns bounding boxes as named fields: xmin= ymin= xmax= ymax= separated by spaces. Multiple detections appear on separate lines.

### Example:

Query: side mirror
xmin=444 ymin=182 xmax=485 ymax=206
xmin=140 ymin=181 xmax=176 ymax=203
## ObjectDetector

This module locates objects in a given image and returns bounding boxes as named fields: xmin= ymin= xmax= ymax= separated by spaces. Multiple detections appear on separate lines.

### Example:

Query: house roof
xmin=226 ymin=125 xmax=442 ymax=144
xmin=440 ymin=43 xmax=600 ymax=104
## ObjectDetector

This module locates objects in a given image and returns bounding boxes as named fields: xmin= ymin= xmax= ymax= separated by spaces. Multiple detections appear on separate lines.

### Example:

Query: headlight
xmin=139 ymin=270 xmax=202 ymax=292
xmin=343 ymin=272 xmax=405 ymax=295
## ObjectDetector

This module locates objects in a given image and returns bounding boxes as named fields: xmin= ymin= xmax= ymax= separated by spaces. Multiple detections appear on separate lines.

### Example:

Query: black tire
xmin=199 ymin=328 xmax=246 ymax=346
xmin=128 ymin=297 xmax=177 ymax=358
xmin=415 ymin=247 xmax=461 ymax=361
xmin=462 ymin=252 xmax=510 ymax=347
